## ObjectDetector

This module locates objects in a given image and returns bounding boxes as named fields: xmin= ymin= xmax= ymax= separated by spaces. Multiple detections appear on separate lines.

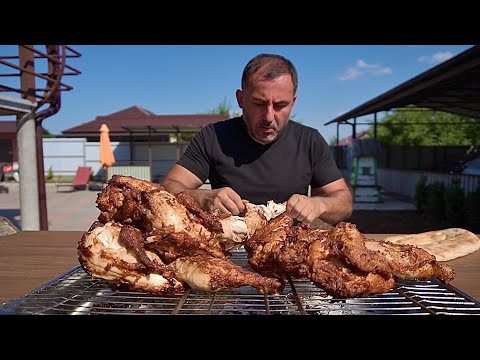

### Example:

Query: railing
xmin=331 ymin=145 xmax=477 ymax=173
xmin=0 ymin=45 xmax=81 ymax=115
xmin=0 ymin=45 xmax=82 ymax=230
xmin=378 ymin=168 xmax=480 ymax=200
xmin=107 ymin=165 xmax=152 ymax=182
xmin=341 ymin=167 xmax=479 ymax=201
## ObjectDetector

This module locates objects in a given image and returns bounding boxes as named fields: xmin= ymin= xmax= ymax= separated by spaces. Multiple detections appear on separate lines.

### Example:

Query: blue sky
xmin=0 ymin=45 xmax=473 ymax=143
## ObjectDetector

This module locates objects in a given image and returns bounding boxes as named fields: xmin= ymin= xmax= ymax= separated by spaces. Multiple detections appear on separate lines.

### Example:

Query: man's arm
xmin=286 ymin=178 xmax=353 ymax=225
xmin=161 ymin=164 xmax=245 ymax=215
xmin=161 ymin=164 xmax=204 ymax=194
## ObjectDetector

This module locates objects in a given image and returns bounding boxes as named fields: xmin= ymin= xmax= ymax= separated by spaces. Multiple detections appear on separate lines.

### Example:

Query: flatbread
xmin=383 ymin=228 xmax=480 ymax=262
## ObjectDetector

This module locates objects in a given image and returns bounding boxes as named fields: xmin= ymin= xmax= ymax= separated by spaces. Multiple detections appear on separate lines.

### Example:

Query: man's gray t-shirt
xmin=177 ymin=116 xmax=342 ymax=205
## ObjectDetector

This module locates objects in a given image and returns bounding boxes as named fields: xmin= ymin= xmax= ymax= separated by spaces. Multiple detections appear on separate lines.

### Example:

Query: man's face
xmin=236 ymin=74 xmax=296 ymax=145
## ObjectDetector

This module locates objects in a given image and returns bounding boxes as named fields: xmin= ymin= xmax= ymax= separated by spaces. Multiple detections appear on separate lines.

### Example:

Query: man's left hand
xmin=285 ymin=194 xmax=324 ymax=225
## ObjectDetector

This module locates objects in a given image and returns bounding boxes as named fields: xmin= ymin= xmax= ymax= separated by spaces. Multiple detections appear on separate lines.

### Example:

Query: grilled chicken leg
xmin=171 ymin=255 xmax=283 ymax=294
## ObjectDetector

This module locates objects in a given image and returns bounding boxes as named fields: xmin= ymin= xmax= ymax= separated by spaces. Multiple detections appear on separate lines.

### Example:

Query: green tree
xmin=207 ymin=97 xmax=232 ymax=115
xmin=366 ymin=106 xmax=480 ymax=145
xmin=207 ymin=97 xmax=241 ymax=117
xmin=41 ymin=127 xmax=56 ymax=138
xmin=328 ymin=137 xmax=338 ymax=146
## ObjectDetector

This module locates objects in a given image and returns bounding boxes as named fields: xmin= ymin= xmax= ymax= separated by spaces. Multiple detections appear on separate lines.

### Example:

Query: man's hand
xmin=286 ymin=179 xmax=353 ymax=226
xmin=285 ymin=194 xmax=324 ymax=225
xmin=160 ymin=165 xmax=245 ymax=216
xmin=198 ymin=187 xmax=246 ymax=216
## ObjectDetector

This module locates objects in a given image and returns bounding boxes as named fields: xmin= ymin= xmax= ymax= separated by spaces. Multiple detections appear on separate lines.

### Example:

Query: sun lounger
xmin=56 ymin=166 xmax=92 ymax=192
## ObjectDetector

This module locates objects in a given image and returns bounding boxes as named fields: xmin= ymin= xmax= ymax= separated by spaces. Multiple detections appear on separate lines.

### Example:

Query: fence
xmin=331 ymin=145 xmax=473 ymax=172
xmin=377 ymin=168 xmax=480 ymax=200
xmin=43 ymin=138 xmax=188 ymax=180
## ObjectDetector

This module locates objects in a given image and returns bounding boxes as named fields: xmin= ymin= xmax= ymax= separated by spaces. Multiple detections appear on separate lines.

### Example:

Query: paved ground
xmin=0 ymin=182 xmax=100 ymax=232
xmin=0 ymin=181 xmax=416 ymax=234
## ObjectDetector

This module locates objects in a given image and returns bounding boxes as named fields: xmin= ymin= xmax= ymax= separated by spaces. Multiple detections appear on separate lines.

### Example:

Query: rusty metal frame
xmin=0 ymin=45 xmax=81 ymax=230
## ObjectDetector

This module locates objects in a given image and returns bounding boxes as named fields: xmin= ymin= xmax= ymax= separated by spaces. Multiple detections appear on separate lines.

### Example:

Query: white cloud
xmin=418 ymin=51 xmax=454 ymax=64
xmin=338 ymin=59 xmax=392 ymax=81
xmin=372 ymin=67 xmax=392 ymax=76
xmin=338 ymin=67 xmax=363 ymax=80
xmin=356 ymin=59 xmax=379 ymax=69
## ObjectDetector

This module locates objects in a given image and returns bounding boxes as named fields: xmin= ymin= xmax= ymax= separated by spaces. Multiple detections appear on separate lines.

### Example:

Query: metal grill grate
xmin=2 ymin=250 xmax=480 ymax=315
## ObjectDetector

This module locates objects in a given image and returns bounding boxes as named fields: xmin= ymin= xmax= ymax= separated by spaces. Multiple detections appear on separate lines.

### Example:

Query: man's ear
xmin=235 ymin=89 xmax=243 ymax=109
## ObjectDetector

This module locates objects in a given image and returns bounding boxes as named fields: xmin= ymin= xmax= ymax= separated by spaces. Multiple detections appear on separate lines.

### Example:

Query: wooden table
xmin=0 ymin=231 xmax=479 ymax=306
xmin=0 ymin=231 xmax=82 ymax=305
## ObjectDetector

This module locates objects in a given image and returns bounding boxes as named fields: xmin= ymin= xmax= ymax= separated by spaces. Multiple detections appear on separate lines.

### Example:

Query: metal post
xmin=336 ymin=122 xmax=339 ymax=146
xmin=36 ymin=122 xmax=48 ymax=230
xmin=17 ymin=112 xmax=40 ymax=230
xmin=148 ymin=126 xmax=152 ymax=178
xmin=176 ymin=128 xmax=180 ymax=160
xmin=18 ymin=45 xmax=40 ymax=230
xmin=129 ymin=131 xmax=133 ymax=165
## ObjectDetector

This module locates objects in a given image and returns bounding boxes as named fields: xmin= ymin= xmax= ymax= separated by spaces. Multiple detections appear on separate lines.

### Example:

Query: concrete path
xmin=0 ymin=181 xmax=415 ymax=233
xmin=0 ymin=182 xmax=100 ymax=232
xmin=353 ymin=193 xmax=416 ymax=211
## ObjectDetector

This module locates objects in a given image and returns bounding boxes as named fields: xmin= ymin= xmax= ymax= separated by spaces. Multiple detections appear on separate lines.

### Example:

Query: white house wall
xmin=84 ymin=141 xmax=130 ymax=176
xmin=43 ymin=138 xmax=186 ymax=180
xmin=133 ymin=143 xmax=184 ymax=178
xmin=43 ymin=138 xmax=87 ymax=176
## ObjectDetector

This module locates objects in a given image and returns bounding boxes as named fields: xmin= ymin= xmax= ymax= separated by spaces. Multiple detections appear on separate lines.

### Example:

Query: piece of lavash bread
xmin=383 ymin=228 xmax=480 ymax=262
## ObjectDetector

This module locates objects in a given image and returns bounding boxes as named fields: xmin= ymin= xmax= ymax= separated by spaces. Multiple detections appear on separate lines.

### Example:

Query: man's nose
xmin=265 ymin=104 xmax=275 ymax=122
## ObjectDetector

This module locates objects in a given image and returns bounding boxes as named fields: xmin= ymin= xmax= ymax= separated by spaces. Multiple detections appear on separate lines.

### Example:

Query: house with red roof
xmin=1 ymin=106 xmax=230 ymax=180
xmin=61 ymin=105 xmax=230 ymax=142
xmin=0 ymin=121 xmax=18 ymax=165
xmin=0 ymin=122 xmax=48 ymax=166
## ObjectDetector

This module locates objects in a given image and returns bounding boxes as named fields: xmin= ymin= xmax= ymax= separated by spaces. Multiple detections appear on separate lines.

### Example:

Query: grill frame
xmin=2 ymin=250 xmax=479 ymax=315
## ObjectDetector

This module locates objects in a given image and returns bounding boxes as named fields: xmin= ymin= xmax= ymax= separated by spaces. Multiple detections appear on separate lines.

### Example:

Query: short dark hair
xmin=241 ymin=53 xmax=298 ymax=94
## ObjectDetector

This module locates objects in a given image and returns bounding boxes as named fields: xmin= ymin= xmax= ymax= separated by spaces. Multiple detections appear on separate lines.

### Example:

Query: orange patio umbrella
xmin=100 ymin=124 xmax=115 ymax=180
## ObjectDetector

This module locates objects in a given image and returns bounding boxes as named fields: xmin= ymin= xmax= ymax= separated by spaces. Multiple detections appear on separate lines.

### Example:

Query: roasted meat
xmin=362 ymin=237 xmax=455 ymax=282
xmin=82 ymin=175 xmax=288 ymax=295
xmin=244 ymin=213 xmax=455 ymax=297
xmin=80 ymin=175 xmax=455 ymax=298
xmin=328 ymin=222 xmax=454 ymax=283
xmin=244 ymin=212 xmax=294 ymax=278
xmin=78 ymin=221 xmax=185 ymax=294
xmin=78 ymin=221 xmax=283 ymax=295
xmin=96 ymin=175 xmax=285 ymax=260
xmin=277 ymin=225 xmax=330 ymax=278
xmin=96 ymin=176 xmax=228 ymax=259
xmin=171 ymin=255 xmax=283 ymax=294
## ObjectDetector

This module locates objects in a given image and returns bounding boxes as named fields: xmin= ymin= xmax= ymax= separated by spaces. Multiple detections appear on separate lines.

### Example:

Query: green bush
xmin=415 ymin=176 xmax=479 ymax=231
xmin=415 ymin=175 xmax=428 ymax=214
xmin=443 ymin=178 xmax=465 ymax=227
xmin=424 ymin=181 xmax=446 ymax=221
xmin=46 ymin=166 xmax=54 ymax=181
xmin=465 ymin=185 xmax=480 ymax=233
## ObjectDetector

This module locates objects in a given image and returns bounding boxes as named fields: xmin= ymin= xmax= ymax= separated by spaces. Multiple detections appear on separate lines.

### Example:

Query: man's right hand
xmin=197 ymin=187 xmax=246 ymax=216
xmin=161 ymin=165 xmax=245 ymax=216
